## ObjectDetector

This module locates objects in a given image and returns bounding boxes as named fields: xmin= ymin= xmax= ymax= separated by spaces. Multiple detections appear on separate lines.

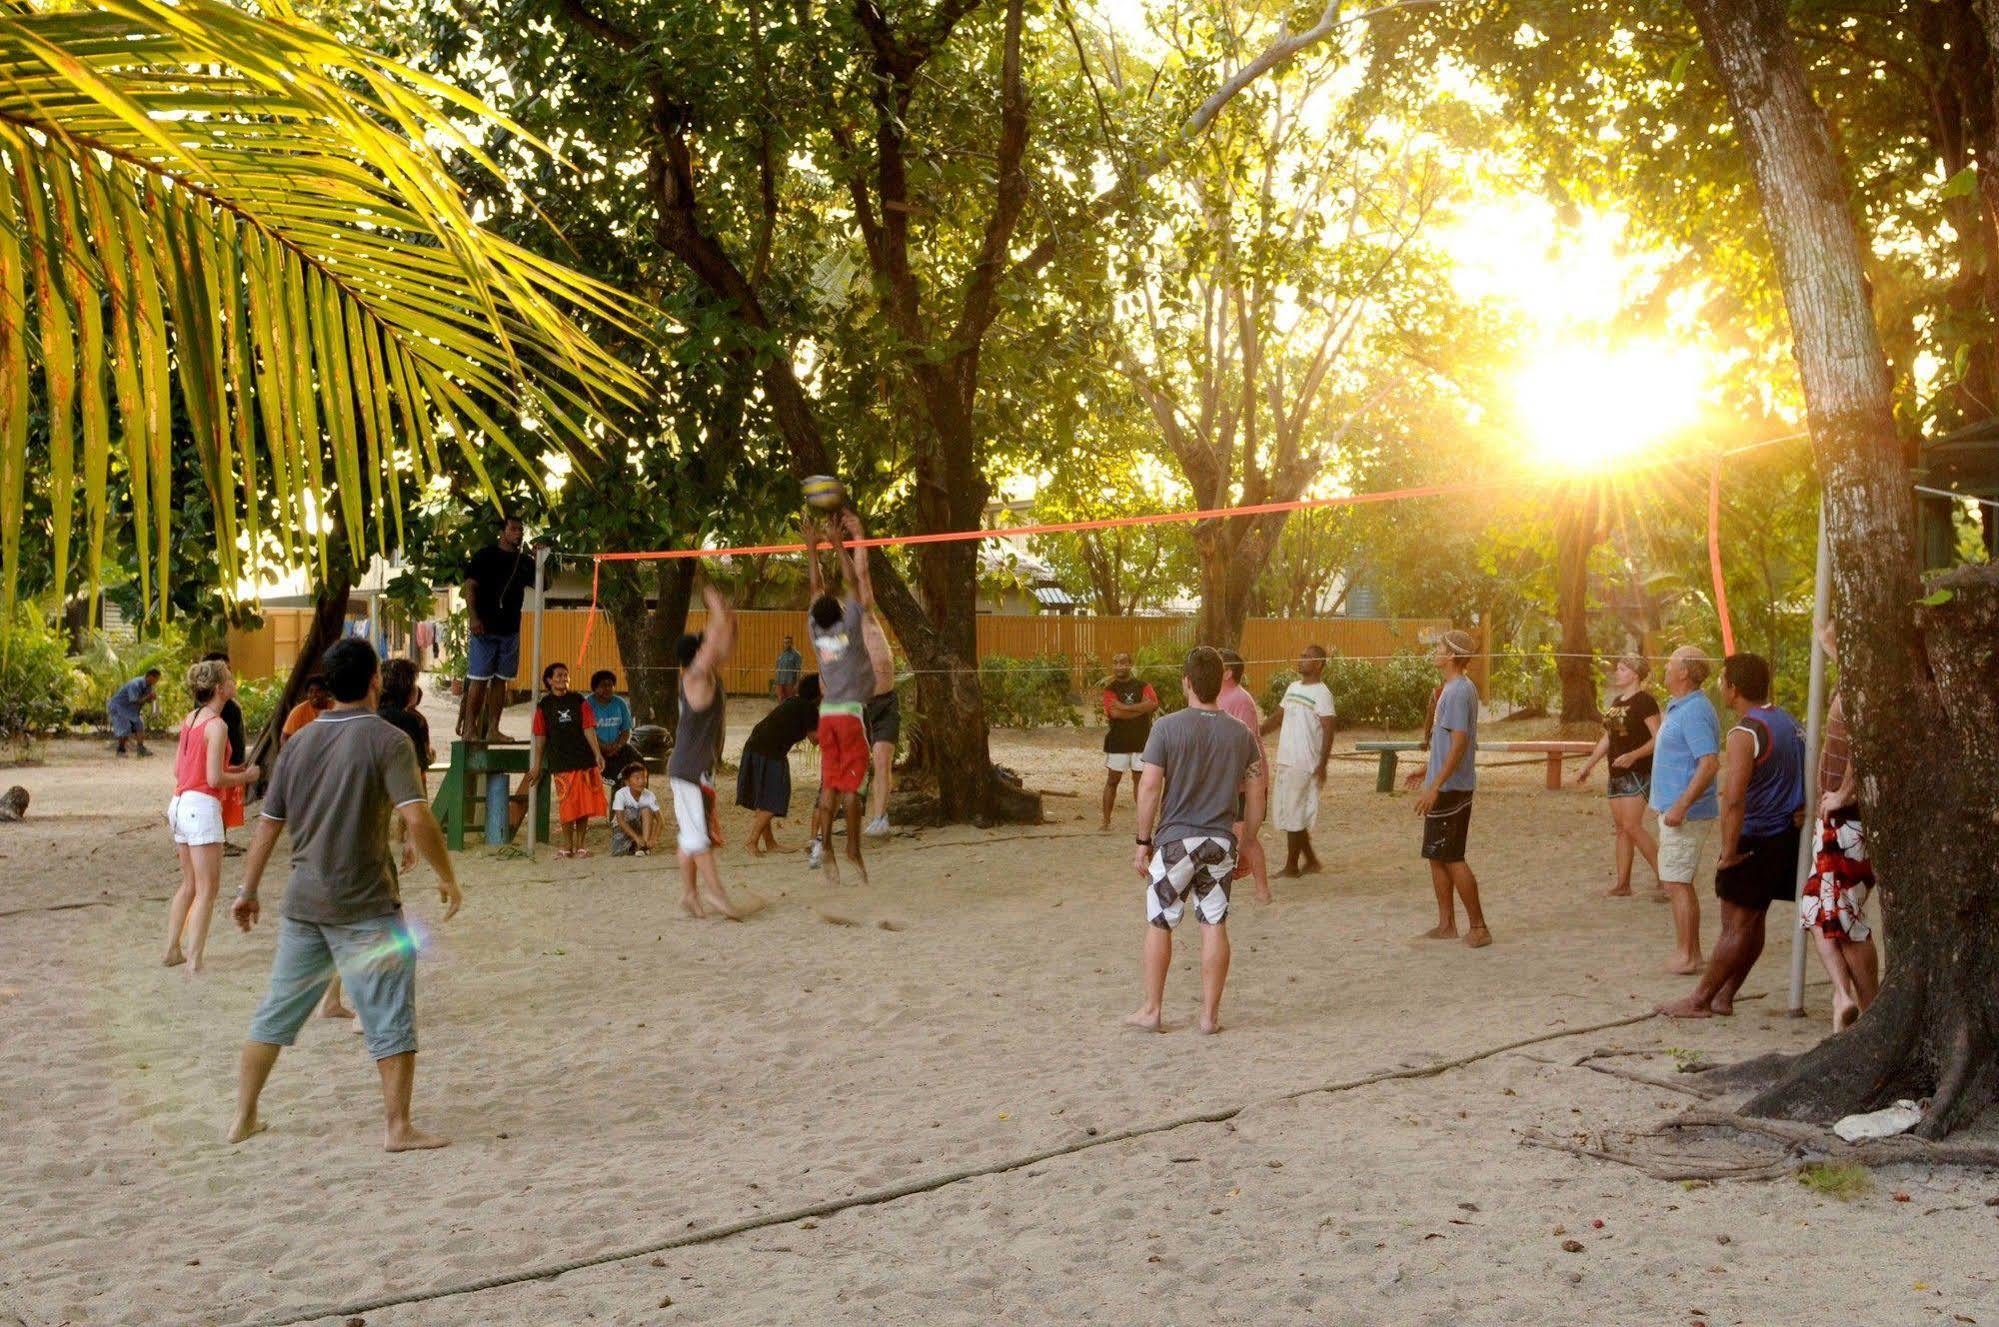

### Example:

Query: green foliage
xmin=235 ymin=676 xmax=285 ymax=739
xmin=432 ymin=609 xmax=468 ymax=684
xmin=978 ymin=654 xmax=1081 ymax=730
xmin=1261 ymin=668 xmax=1298 ymax=715
xmin=1131 ymin=636 xmax=1197 ymax=716
xmin=1324 ymin=652 xmax=1438 ymax=730
xmin=0 ymin=609 xmax=78 ymax=740
xmin=1795 ymin=1162 xmax=1873 ymax=1201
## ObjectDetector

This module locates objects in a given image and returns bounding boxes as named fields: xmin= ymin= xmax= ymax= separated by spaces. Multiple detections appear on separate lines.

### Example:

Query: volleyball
xmin=802 ymin=475 xmax=847 ymax=510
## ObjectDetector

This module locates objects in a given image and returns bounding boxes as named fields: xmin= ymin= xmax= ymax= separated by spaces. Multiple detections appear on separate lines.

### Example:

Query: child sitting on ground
xmin=611 ymin=763 xmax=661 ymax=857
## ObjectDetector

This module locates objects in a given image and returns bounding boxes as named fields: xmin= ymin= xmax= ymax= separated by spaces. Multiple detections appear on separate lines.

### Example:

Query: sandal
xmin=573 ymin=848 xmax=593 ymax=858
xmin=554 ymin=848 xmax=573 ymax=859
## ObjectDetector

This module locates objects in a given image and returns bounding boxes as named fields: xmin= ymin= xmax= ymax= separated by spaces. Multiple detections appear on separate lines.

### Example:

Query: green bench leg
xmin=1375 ymin=750 xmax=1397 ymax=794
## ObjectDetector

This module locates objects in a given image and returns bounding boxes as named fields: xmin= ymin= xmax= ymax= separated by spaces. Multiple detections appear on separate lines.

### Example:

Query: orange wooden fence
xmin=229 ymin=609 xmax=1460 ymax=698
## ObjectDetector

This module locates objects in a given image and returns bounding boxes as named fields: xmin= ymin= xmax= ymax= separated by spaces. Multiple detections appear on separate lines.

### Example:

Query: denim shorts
xmin=247 ymin=914 xmax=418 ymax=1060
xmin=466 ymin=631 xmax=520 ymax=683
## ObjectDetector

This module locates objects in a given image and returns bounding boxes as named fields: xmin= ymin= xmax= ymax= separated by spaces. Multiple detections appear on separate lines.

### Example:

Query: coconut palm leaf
xmin=0 ymin=0 xmax=653 ymax=628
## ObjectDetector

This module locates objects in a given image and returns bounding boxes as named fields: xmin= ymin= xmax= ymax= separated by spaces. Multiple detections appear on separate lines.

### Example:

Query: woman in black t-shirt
xmin=524 ymin=662 xmax=606 ymax=858
xmin=1574 ymin=654 xmax=1663 ymax=897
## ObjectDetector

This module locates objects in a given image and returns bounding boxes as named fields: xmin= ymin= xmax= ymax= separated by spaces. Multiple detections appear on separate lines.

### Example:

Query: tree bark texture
xmin=1687 ymin=0 xmax=1999 ymax=1136
xmin=1554 ymin=488 xmax=1602 ymax=724
xmin=246 ymin=561 xmax=350 ymax=792
xmin=603 ymin=559 xmax=696 ymax=736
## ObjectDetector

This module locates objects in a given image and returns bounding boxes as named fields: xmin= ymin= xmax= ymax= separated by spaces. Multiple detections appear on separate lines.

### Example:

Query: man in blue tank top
xmin=1660 ymin=652 xmax=1804 ymax=1018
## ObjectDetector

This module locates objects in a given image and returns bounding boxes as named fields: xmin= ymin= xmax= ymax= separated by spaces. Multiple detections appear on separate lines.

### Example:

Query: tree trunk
xmin=603 ymin=560 xmax=695 ymax=735
xmin=1553 ymin=489 xmax=1601 ymax=723
xmin=1686 ymin=0 xmax=1999 ymax=1137
xmin=246 ymin=562 xmax=350 ymax=790
xmin=1191 ymin=512 xmax=1284 ymax=651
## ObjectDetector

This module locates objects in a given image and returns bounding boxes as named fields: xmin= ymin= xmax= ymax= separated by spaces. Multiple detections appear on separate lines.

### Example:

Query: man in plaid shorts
xmin=1125 ymin=646 xmax=1266 ymax=1036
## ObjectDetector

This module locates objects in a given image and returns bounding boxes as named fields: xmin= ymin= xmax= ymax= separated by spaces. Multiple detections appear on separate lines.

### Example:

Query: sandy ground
xmin=2 ymin=699 xmax=1996 ymax=1327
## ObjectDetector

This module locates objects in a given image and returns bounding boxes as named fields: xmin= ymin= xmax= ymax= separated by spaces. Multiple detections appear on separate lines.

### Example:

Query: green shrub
xmin=0 ymin=610 xmax=80 ymax=741
xmin=1131 ymin=636 xmax=1195 ymax=715
xmin=978 ymin=652 xmax=1080 ymax=729
xmin=433 ymin=609 xmax=469 ymax=682
xmin=236 ymin=676 xmax=285 ymax=738
xmin=1261 ymin=668 xmax=1298 ymax=715
xmin=1323 ymin=652 xmax=1437 ymax=730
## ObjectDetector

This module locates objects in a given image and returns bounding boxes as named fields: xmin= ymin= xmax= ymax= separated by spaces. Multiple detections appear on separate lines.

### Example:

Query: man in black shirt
xmin=458 ymin=514 xmax=531 ymax=743
xmin=1100 ymin=652 xmax=1160 ymax=830
xmin=737 ymin=674 xmax=821 ymax=855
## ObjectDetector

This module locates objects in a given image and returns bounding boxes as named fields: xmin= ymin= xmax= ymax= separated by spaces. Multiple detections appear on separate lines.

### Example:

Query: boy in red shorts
xmin=805 ymin=509 xmax=875 ymax=885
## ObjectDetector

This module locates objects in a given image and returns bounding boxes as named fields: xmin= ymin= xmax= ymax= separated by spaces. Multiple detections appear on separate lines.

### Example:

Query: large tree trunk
xmin=246 ymin=561 xmax=350 ymax=790
xmin=603 ymin=560 xmax=695 ymax=735
xmin=1686 ymin=0 xmax=1999 ymax=1137
xmin=1191 ymin=512 xmax=1283 ymax=651
xmin=1553 ymin=489 xmax=1601 ymax=723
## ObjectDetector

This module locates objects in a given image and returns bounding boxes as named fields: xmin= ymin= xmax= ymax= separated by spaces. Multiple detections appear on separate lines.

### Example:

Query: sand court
xmin=3 ymin=711 xmax=1995 ymax=1326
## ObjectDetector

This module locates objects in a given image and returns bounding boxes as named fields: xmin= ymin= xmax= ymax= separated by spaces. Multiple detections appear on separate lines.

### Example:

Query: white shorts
xmin=166 ymin=791 xmax=225 ymax=847
xmin=669 ymin=777 xmax=711 ymax=857
xmin=1105 ymin=751 xmax=1142 ymax=773
xmin=1271 ymin=765 xmax=1320 ymax=833
xmin=1657 ymin=817 xmax=1713 ymax=885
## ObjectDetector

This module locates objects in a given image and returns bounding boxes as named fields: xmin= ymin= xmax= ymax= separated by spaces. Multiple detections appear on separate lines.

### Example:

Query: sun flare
xmin=1513 ymin=341 xmax=1708 ymax=472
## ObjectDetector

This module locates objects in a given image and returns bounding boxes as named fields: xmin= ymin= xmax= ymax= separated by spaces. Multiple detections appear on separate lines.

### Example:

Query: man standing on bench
xmin=1406 ymin=630 xmax=1491 ymax=948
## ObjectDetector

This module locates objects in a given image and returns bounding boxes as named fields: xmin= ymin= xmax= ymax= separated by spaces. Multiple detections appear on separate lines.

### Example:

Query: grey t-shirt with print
xmin=262 ymin=709 xmax=428 ymax=925
xmin=811 ymin=597 xmax=875 ymax=705
xmin=1141 ymin=706 xmax=1263 ymax=843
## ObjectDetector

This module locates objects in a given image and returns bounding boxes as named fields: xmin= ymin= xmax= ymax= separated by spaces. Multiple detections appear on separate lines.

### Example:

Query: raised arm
xmin=839 ymin=510 xmax=875 ymax=610
xmin=805 ymin=518 xmax=825 ymax=600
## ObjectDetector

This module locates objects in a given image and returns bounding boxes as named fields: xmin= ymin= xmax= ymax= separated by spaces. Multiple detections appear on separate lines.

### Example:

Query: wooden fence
xmin=229 ymin=609 xmax=1465 ymax=699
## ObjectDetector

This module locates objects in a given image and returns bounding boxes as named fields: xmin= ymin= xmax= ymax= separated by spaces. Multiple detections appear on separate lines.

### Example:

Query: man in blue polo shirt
xmin=1649 ymin=645 xmax=1722 ymax=975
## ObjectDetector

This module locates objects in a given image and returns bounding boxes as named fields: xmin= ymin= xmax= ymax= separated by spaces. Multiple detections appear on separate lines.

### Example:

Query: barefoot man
xmin=805 ymin=509 xmax=875 ymax=885
xmin=1650 ymin=646 xmax=1722 ymax=975
xmin=668 ymin=580 xmax=742 ymax=921
xmin=1099 ymin=653 xmax=1159 ymax=831
xmin=1660 ymin=652 xmax=1804 ymax=1018
xmin=1125 ymin=646 xmax=1264 ymax=1036
xmin=1262 ymin=645 xmax=1335 ymax=878
xmin=1406 ymin=630 xmax=1491 ymax=948
xmin=228 ymin=639 xmax=463 ymax=1152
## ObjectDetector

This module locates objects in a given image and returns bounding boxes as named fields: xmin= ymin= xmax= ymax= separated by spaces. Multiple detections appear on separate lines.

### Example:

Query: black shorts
xmin=1715 ymin=825 xmax=1802 ymax=910
xmin=735 ymin=750 xmax=793 ymax=818
xmin=1421 ymin=789 xmax=1474 ymax=863
xmin=865 ymin=692 xmax=900 ymax=746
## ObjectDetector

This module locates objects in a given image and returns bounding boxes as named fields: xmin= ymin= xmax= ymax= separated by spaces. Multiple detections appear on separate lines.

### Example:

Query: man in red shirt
xmin=1216 ymin=649 xmax=1272 ymax=904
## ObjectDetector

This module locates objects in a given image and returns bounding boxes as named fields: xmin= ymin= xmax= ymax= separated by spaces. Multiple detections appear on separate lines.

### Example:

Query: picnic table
xmin=1353 ymin=739 xmax=1596 ymax=793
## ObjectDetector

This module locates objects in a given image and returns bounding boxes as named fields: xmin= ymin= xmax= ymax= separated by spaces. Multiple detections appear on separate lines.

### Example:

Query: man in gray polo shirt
xmin=227 ymin=639 xmax=463 ymax=1152
xmin=1125 ymin=646 xmax=1265 ymax=1036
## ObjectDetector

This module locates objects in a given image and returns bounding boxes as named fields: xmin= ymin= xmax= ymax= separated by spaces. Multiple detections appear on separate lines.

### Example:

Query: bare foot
xmin=1275 ymin=867 xmax=1300 ymax=880
xmin=1665 ymin=955 xmax=1703 ymax=976
xmin=1834 ymin=1000 xmax=1859 ymax=1031
xmin=1463 ymin=926 xmax=1492 ymax=949
xmin=319 ymin=1003 xmax=355 ymax=1020
xmin=1099 ymin=819 xmax=1112 ymax=832
xmin=184 ymin=955 xmax=206 ymax=976
xmin=680 ymin=889 xmax=704 ymax=919
xmin=1656 ymin=994 xmax=1713 ymax=1019
xmin=1254 ymin=887 xmax=1273 ymax=905
xmin=845 ymin=854 xmax=869 ymax=886
xmin=1123 ymin=1010 xmax=1164 ymax=1033
xmin=163 ymin=948 xmax=186 ymax=968
xmin=1603 ymin=885 xmax=1634 ymax=898
xmin=1299 ymin=862 xmax=1323 ymax=877
xmin=385 ymin=1125 xmax=450 ymax=1152
xmin=700 ymin=888 xmax=743 ymax=922
xmin=226 ymin=1113 xmax=267 ymax=1145
xmin=1708 ymin=995 xmax=1735 ymax=1017
xmin=1196 ymin=1018 xmax=1224 ymax=1036
xmin=1418 ymin=925 xmax=1457 ymax=941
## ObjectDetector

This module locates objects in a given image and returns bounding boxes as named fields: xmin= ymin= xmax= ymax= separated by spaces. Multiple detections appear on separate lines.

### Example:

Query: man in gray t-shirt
xmin=1406 ymin=630 xmax=1491 ymax=949
xmin=1125 ymin=646 xmax=1264 ymax=1037
xmin=228 ymin=639 xmax=463 ymax=1154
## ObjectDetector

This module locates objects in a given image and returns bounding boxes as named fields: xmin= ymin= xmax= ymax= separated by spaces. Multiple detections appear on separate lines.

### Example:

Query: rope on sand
xmin=231 ymin=1004 xmax=1673 ymax=1327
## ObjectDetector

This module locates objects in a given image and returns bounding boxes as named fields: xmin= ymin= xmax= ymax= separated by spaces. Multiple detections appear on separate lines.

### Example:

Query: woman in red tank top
xmin=164 ymin=660 xmax=260 ymax=974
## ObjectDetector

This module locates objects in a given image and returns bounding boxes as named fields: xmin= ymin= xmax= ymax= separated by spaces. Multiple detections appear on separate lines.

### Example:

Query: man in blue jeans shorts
xmin=458 ymin=513 xmax=532 ymax=742
xmin=228 ymin=638 xmax=464 ymax=1151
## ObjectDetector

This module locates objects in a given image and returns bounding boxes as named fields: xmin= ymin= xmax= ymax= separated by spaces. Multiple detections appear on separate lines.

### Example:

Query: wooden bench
xmin=1352 ymin=739 xmax=1595 ymax=792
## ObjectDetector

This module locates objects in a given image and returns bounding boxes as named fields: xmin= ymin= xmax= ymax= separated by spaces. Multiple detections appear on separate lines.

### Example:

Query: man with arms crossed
xmin=228 ymin=639 xmax=463 ymax=1151
xmin=1125 ymin=646 xmax=1265 ymax=1036
xmin=1407 ymin=630 xmax=1491 ymax=948
xmin=1262 ymin=645 xmax=1335 ymax=877
xmin=459 ymin=513 xmax=532 ymax=742
xmin=1099 ymin=652 xmax=1159 ymax=831
xmin=1650 ymin=646 xmax=1722 ymax=974
xmin=805 ymin=509 xmax=875 ymax=885
xmin=1659 ymin=652 xmax=1804 ymax=1018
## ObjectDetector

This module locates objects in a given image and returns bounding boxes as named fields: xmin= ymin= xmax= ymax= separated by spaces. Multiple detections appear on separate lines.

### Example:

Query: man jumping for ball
xmin=805 ymin=508 xmax=875 ymax=885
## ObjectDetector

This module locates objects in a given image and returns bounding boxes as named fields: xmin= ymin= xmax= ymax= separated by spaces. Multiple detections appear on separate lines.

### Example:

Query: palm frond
xmin=0 ymin=0 xmax=653 ymax=623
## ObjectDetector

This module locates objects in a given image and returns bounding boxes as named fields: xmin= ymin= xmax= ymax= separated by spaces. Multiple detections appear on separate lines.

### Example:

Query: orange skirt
xmin=553 ymin=769 xmax=607 ymax=824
